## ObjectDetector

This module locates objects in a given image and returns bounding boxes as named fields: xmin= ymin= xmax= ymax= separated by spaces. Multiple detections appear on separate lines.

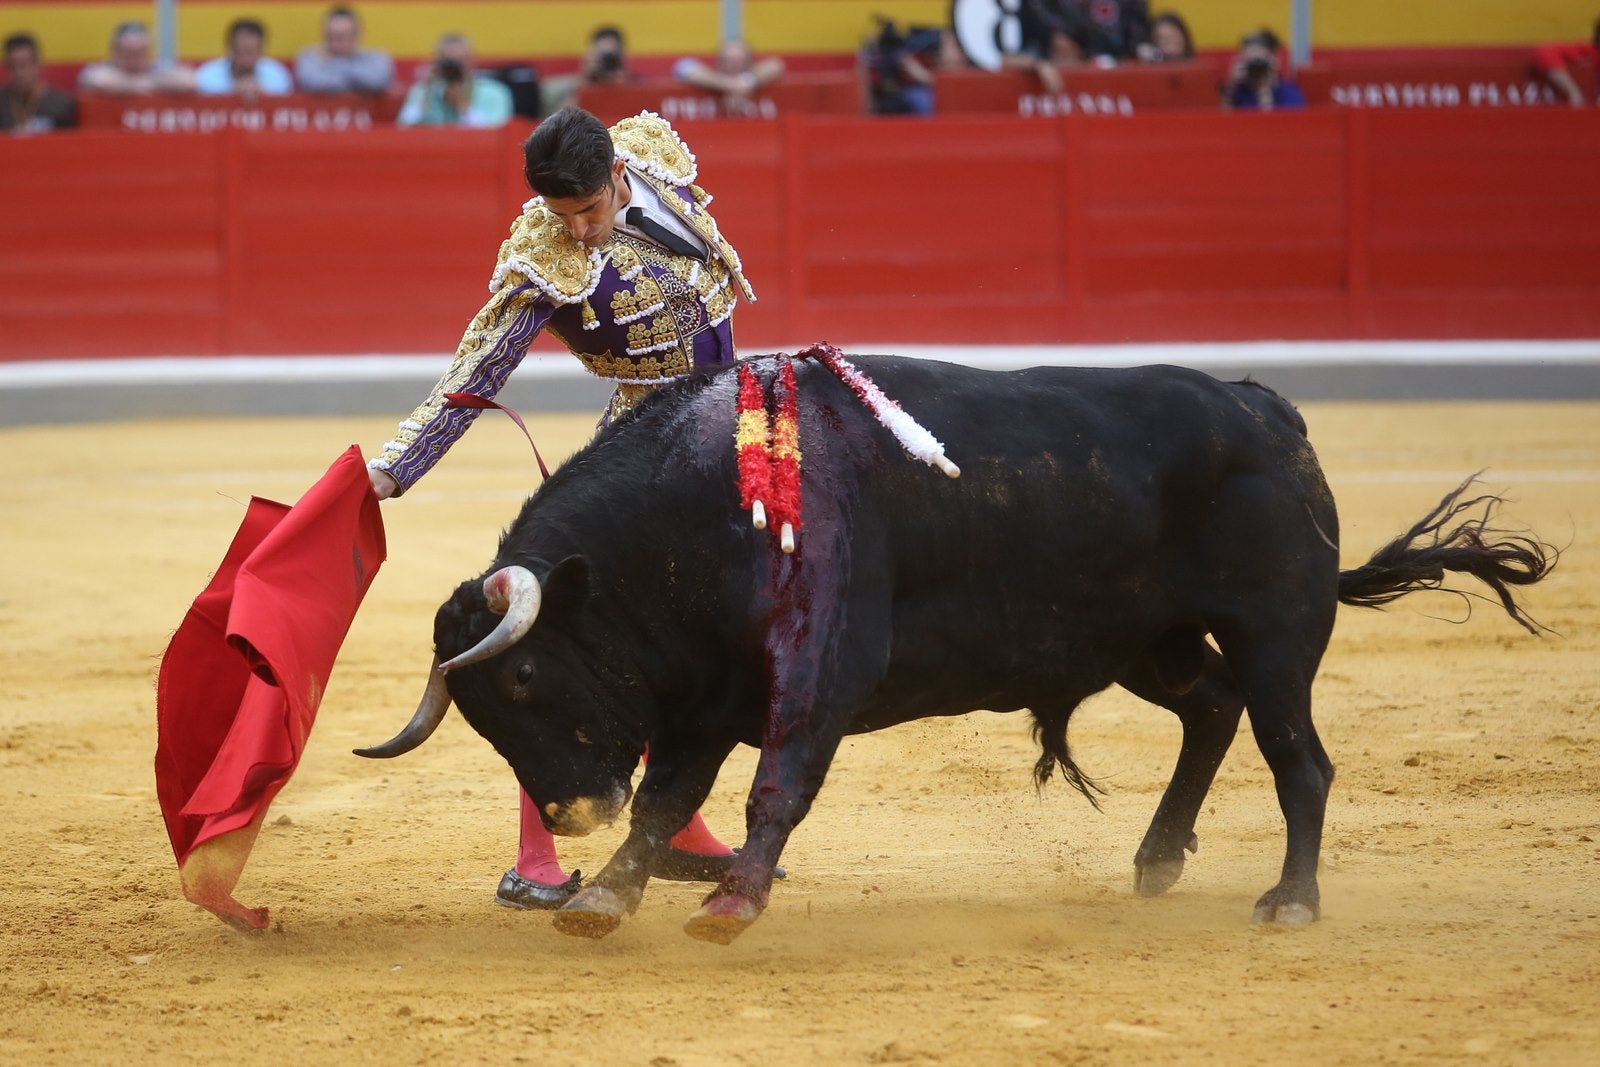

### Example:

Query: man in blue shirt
xmin=196 ymin=18 xmax=294 ymax=97
xmin=1223 ymin=29 xmax=1306 ymax=111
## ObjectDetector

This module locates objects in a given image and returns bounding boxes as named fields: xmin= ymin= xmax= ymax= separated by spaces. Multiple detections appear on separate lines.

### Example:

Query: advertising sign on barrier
xmin=78 ymin=93 xmax=402 ymax=132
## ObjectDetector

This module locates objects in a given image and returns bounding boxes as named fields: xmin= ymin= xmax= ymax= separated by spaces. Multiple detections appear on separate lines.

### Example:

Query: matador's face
xmin=543 ymin=158 xmax=630 ymax=248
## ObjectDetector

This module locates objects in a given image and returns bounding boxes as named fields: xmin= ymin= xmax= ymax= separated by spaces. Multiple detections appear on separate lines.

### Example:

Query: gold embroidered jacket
xmin=371 ymin=111 xmax=756 ymax=494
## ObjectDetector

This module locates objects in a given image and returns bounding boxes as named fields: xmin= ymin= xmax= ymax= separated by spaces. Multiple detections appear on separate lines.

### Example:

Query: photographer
xmin=1222 ymin=28 xmax=1305 ymax=111
xmin=861 ymin=21 xmax=956 ymax=116
xmin=541 ymin=26 xmax=632 ymax=116
xmin=397 ymin=33 xmax=512 ymax=128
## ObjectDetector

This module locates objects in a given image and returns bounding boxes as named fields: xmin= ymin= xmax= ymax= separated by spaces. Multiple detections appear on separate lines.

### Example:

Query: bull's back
xmin=803 ymin=357 xmax=1332 ymax=716
xmin=826 ymin=357 xmax=1319 ymax=567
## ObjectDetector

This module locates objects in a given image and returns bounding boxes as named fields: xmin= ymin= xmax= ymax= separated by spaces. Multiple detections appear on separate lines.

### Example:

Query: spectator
xmin=861 ymin=20 xmax=951 ymax=115
xmin=673 ymin=38 xmax=784 ymax=116
xmin=1002 ymin=24 xmax=1091 ymax=95
xmin=1031 ymin=0 xmax=1151 ymax=64
xmin=1534 ymin=15 xmax=1600 ymax=106
xmin=295 ymin=5 xmax=393 ymax=94
xmin=396 ymin=33 xmax=513 ymax=128
xmin=1138 ymin=11 xmax=1195 ymax=62
xmin=195 ymin=18 xmax=294 ymax=98
xmin=540 ymin=25 xmax=631 ymax=116
xmin=2 ymin=32 xmax=76 ymax=133
xmin=1221 ymin=28 xmax=1305 ymax=111
xmin=77 ymin=20 xmax=195 ymax=94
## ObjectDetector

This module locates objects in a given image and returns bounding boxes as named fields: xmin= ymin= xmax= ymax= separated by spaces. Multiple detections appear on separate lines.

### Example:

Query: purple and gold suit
xmin=370 ymin=112 xmax=756 ymax=494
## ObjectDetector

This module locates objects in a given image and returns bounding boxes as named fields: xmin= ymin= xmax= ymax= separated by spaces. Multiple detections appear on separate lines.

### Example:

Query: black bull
xmin=358 ymin=355 xmax=1552 ymax=944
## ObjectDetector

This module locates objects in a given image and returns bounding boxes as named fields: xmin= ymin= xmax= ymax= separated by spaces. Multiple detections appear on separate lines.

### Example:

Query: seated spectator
xmin=1031 ymin=0 xmax=1151 ymax=64
xmin=1138 ymin=11 xmax=1195 ymax=62
xmin=2 ymin=32 xmax=77 ymax=133
xmin=540 ymin=25 xmax=631 ymax=116
xmin=1534 ymin=15 xmax=1599 ymax=106
xmin=295 ymin=5 xmax=393 ymax=94
xmin=673 ymin=38 xmax=784 ymax=116
xmin=1002 ymin=25 xmax=1091 ymax=95
xmin=196 ymin=18 xmax=294 ymax=98
xmin=862 ymin=21 xmax=957 ymax=115
xmin=77 ymin=20 xmax=195 ymax=94
xmin=1221 ymin=28 xmax=1305 ymax=111
xmin=397 ymin=33 xmax=512 ymax=128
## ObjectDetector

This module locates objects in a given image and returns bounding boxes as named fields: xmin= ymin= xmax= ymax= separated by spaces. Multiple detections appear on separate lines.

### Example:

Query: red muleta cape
xmin=154 ymin=446 xmax=386 ymax=930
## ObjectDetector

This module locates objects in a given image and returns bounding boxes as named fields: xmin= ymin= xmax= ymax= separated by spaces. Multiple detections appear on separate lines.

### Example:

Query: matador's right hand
xmin=368 ymin=467 xmax=399 ymax=500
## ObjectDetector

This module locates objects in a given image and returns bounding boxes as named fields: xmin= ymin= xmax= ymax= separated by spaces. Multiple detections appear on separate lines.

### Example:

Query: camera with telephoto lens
xmin=596 ymin=49 xmax=622 ymax=74
xmin=436 ymin=57 xmax=466 ymax=83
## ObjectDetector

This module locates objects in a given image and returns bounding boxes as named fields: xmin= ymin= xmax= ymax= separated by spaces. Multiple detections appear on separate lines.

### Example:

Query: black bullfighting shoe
xmin=494 ymin=868 xmax=583 ymax=910
xmin=653 ymin=847 xmax=787 ymax=883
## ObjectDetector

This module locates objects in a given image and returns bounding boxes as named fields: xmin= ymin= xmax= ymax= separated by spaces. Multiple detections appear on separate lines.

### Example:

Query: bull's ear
xmin=540 ymin=554 xmax=591 ymax=616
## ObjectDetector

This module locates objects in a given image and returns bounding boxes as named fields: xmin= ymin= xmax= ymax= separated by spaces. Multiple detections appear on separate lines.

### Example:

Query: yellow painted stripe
xmin=1312 ymin=0 xmax=1594 ymax=48
xmin=1184 ymin=0 xmax=1596 ymax=49
xmin=4 ymin=0 xmax=1594 ymax=64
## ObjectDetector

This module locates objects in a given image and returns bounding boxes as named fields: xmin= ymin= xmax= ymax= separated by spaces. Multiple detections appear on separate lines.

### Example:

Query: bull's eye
xmin=515 ymin=663 xmax=534 ymax=685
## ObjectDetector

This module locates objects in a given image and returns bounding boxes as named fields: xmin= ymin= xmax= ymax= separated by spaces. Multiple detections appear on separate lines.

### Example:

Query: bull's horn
xmin=439 ymin=565 xmax=542 ymax=672
xmin=353 ymin=655 xmax=452 ymax=759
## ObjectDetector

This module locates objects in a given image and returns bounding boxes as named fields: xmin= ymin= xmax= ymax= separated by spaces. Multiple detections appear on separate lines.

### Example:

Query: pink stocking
xmin=515 ymin=787 xmax=568 ymax=885
xmin=668 ymin=810 xmax=731 ymax=857
xmin=638 ymin=745 xmax=733 ymax=857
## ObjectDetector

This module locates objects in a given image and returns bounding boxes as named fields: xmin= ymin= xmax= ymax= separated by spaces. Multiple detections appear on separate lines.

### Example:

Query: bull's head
xmin=355 ymin=557 xmax=644 ymax=836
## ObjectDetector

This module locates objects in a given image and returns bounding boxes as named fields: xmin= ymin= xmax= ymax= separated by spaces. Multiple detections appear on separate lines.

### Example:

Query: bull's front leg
xmin=682 ymin=725 xmax=845 ymax=945
xmin=553 ymin=740 xmax=733 ymax=940
xmin=681 ymin=520 xmax=882 ymax=945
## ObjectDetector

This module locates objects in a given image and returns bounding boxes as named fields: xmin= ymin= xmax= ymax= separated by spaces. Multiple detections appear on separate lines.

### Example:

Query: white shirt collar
xmin=614 ymin=173 xmax=707 ymax=258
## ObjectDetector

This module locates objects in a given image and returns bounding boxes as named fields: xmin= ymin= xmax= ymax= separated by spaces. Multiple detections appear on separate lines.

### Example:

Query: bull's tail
xmin=1032 ymin=709 xmax=1107 ymax=811
xmin=1338 ymin=475 xmax=1557 ymax=634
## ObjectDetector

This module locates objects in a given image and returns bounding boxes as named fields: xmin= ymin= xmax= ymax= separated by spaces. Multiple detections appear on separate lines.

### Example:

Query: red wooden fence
xmin=3 ymin=107 xmax=1598 ymax=361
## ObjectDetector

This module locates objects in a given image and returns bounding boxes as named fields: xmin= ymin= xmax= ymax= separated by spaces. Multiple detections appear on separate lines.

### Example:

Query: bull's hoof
xmin=1133 ymin=833 xmax=1197 ymax=897
xmin=683 ymin=893 xmax=763 ymax=945
xmin=1251 ymin=901 xmax=1318 ymax=927
xmin=1134 ymin=858 xmax=1186 ymax=897
xmin=1251 ymin=882 xmax=1319 ymax=927
xmin=552 ymin=885 xmax=627 ymax=940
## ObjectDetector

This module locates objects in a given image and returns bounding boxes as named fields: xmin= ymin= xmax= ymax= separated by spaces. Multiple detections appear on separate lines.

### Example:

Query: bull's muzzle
xmin=542 ymin=784 xmax=631 ymax=837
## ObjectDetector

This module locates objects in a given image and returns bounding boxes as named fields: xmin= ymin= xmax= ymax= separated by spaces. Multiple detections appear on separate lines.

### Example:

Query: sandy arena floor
xmin=2 ymin=397 xmax=1597 ymax=1066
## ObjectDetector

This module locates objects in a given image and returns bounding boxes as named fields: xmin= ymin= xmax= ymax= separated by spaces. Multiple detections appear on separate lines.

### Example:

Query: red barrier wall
xmin=3 ymin=108 xmax=1599 ymax=361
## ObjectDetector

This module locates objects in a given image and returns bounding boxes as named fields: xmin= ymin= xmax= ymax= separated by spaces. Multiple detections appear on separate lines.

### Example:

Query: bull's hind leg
xmin=1211 ymin=626 xmax=1334 ymax=926
xmin=1116 ymin=638 xmax=1245 ymax=897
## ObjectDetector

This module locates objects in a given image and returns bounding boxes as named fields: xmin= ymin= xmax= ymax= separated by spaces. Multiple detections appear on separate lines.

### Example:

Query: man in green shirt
xmin=397 ymin=33 xmax=512 ymax=128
